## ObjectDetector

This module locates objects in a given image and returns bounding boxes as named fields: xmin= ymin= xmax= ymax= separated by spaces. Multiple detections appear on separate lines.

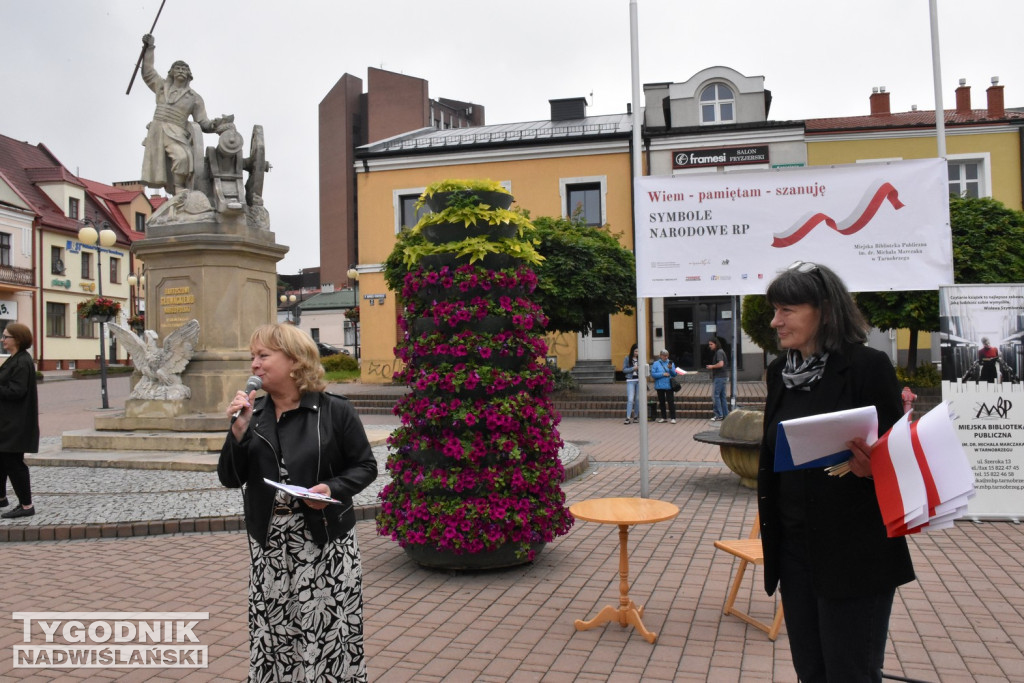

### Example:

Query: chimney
xmin=869 ymin=86 xmax=890 ymax=115
xmin=955 ymin=78 xmax=972 ymax=115
xmin=987 ymin=76 xmax=1005 ymax=119
xmin=549 ymin=97 xmax=588 ymax=121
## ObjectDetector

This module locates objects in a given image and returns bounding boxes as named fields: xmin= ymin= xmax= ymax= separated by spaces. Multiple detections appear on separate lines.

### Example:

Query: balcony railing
xmin=0 ymin=264 xmax=34 ymax=286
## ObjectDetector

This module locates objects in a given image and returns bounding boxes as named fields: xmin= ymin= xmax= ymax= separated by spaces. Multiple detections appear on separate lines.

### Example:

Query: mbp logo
xmin=12 ymin=612 xmax=208 ymax=669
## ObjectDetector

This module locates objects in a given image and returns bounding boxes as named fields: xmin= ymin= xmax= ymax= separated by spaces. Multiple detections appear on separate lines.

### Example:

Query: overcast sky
xmin=3 ymin=0 xmax=1021 ymax=274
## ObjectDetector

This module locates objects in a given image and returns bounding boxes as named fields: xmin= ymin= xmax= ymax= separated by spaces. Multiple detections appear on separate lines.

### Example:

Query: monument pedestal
xmin=131 ymin=211 xmax=288 ymax=418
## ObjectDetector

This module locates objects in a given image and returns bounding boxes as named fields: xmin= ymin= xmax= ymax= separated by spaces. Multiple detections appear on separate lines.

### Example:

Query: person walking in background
xmin=707 ymin=337 xmax=730 ymax=422
xmin=0 ymin=323 xmax=40 ymax=518
xmin=651 ymin=349 xmax=677 ymax=424
xmin=219 ymin=323 xmax=377 ymax=682
xmin=623 ymin=343 xmax=641 ymax=424
xmin=759 ymin=261 xmax=915 ymax=682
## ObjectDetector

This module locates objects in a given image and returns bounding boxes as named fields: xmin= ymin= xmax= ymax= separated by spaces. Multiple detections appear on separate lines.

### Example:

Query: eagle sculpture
xmin=107 ymin=319 xmax=201 ymax=400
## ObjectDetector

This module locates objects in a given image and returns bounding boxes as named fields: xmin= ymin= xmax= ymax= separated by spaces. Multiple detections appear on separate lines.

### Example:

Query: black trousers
xmin=779 ymin=536 xmax=893 ymax=682
xmin=0 ymin=452 xmax=32 ymax=506
xmin=656 ymin=388 xmax=676 ymax=419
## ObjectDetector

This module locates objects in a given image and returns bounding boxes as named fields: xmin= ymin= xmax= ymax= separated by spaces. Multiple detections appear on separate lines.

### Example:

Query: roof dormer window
xmin=700 ymin=83 xmax=735 ymax=124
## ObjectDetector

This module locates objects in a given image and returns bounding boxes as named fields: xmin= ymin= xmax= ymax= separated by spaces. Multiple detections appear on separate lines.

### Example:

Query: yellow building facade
xmin=352 ymin=119 xmax=636 ymax=383
xmin=805 ymin=85 xmax=1024 ymax=366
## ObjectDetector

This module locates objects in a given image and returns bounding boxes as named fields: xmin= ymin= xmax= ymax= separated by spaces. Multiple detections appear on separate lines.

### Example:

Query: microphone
xmin=231 ymin=375 xmax=262 ymax=421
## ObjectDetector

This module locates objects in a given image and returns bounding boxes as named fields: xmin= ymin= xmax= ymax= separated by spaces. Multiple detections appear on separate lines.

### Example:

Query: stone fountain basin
xmin=693 ymin=409 xmax=763 ymax=489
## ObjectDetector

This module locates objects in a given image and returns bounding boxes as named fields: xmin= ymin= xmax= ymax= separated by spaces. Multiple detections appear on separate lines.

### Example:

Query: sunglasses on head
xmin=787 ymin=260 xmax=819 ymax=274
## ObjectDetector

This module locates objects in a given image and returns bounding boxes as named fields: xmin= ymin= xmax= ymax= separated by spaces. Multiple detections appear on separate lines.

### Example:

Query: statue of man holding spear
xmin=137 ymin=32 xmax=232 ymax=196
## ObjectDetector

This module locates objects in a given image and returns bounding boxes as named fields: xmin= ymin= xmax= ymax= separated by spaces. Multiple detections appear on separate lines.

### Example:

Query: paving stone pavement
xmin=1 ymin=377 xmax=1022 ymax=681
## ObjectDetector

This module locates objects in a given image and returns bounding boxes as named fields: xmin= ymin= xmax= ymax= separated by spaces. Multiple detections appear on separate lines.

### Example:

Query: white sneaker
xmin=656 ymin=418 xmax=666 ymax=423
xmin=670 ymin=419 xmax=677 ymax=424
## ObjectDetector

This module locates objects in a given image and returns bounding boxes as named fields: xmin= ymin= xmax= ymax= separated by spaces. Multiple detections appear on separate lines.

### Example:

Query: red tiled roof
xmin=806 ymin=108 xmax=1024 ymax=132
xmin=0 ymin=133 xmax=136 ymax=246
xmin=0 ymin=134 xmax=82 ymax=232
xmin=78 ymin=177 xmax=148 ymax=241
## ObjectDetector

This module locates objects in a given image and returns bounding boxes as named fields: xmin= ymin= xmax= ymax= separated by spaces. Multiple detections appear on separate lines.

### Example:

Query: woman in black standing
xmin=220 ymin=323 xmax=377 ymax=681
xmin=0 ymin=323 xmax=40 ymax=518
xmin=758 ymin=262 xmax=915 ymax=682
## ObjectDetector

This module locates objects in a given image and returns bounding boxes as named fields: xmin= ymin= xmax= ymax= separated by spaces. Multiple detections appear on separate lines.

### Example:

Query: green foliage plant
xmin=417 ymin=178 xmax=510 ymax=203
xmin=417 ymin=205 xmax=533 ymax=232
xmin=322 ymin=353 xmax=358 ymax=373
xmin=740 ymin=295 xmax=780 ymax=356
xmin=895 ymin=362 xmax=941 ymax=388
xmin=529 ymin=213 xmax=636 ymax=335
xmin=400 ymin=235 xmax=543 ymax=268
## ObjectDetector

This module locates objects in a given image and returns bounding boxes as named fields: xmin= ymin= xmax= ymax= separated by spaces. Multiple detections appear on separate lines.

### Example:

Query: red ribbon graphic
xmin=772 ymin=182 xmax=905 ymax=248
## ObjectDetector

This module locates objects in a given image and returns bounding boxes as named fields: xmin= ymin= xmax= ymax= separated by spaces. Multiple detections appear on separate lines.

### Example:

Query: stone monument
xmin=122 ymin=34 xmax=287 ymax=421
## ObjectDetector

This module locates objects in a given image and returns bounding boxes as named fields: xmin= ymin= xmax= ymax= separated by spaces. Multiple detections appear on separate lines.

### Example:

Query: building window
xmin=81 ymin=251 xmax=93 ymax=280
xmin=393 ymin=188 xmax=429 ymax=234
xmin=948 ymin=160 xmax=981 ymax=198
xmin=46 ymin=302 xmax=67 ymax=337
xmin=0 ymin=232 xmax=10 ymax=267
xmin=110 ymin=256 xmax=121 ymax=284
xmin=51 ymin=246 xmax=66 ymax=275
xmin=77 ymin=316 xmax=97 ymax=339
xmin=68 ymin=197 xmax=79 ymax=219
xmin=399 ymin=194 xmax=430 ymax=231
xmin=560 ymin=176 xmax=607 ymax=227
xmin=699 ymin=83 xmax=735 ymax=124
xmin=566 ymin=184 xmax=602 ymax=226
xmin=135 ymin=212 xmax=147 ymax=233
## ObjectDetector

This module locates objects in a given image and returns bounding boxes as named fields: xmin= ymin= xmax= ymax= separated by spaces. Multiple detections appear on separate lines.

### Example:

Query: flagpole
xmin=928 ymin=0 xmax=947 ymax=158
xmin=629 ymin=0 xmax=650 ymax=498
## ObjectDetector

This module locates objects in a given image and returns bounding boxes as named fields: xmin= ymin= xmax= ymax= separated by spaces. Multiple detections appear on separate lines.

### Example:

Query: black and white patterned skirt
xmin=247 ymin=513 xmax=366 ymax=682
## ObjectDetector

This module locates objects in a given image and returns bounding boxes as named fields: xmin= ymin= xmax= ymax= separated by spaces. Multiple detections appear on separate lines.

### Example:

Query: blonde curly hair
xmin=249 ymin=323 xmax=326 ymax=394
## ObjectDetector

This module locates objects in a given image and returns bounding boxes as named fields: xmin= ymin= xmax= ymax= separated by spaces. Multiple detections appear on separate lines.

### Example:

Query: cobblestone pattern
xmin=1 ymin=436 xmax=582 ymax=542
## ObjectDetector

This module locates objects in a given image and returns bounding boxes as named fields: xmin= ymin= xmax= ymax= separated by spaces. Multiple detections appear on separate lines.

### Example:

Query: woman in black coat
xmin=758 ymin=262 xmax=915 ymax=682
xmin=0 ymin=323 xmax=40 ymax=518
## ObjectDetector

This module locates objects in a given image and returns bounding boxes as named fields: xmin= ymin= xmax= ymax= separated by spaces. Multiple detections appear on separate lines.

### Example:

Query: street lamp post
xmin=279 ymin=293 xmax=297 ymax=322
xmin=127 ymin=270 xmax=146 ymax=329
xmin=346 ymin=266 xmax=360 ymax=361
xmin=79 ymin=219 xmax=118 ymax=409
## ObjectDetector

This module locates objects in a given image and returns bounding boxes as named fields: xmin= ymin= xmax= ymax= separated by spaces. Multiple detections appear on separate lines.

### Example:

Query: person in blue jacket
xmin=651 ymin=349 xmax=677 ymax=424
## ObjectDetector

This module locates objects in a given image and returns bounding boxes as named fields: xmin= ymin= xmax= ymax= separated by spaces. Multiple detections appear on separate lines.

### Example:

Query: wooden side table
xmin=570 ymin=497 xmax=680 ymax=643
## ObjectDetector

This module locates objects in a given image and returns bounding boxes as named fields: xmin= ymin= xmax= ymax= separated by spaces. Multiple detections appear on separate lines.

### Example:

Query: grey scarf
xmin=781 ymin=349 xmax=829 ymax=391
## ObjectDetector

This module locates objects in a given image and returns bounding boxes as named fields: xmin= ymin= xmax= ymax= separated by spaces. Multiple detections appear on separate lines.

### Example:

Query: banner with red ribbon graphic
xmin=634 ymin=158 xmax=952 ymax=297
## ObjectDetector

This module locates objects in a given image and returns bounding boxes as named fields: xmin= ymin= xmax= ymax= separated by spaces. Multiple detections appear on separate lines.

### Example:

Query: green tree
xmin=530 ymin=214 xmax=636 ymax=335
xmin=857 ymin=195 xmax=1024 ymax=370
xmin=740 ymin=294 xmax=780 ymax=366
xmin=384 ymin=213 xmax=637 ymax=336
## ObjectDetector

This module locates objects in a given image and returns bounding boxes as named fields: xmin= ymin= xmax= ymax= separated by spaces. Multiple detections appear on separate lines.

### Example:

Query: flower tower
xmin=377 ymin=180 xmax=573 ymax=569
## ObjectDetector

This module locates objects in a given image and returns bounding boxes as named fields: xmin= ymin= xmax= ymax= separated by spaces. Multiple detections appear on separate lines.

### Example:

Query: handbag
xmin=669 ymin=374 xmax=682 ymax=393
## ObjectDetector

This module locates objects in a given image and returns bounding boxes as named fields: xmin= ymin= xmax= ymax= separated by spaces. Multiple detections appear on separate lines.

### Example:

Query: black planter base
xmin=421 ymin=221 xmax=517 ymax=244
xmin=404 ymin=542 xmax=545 ymax=571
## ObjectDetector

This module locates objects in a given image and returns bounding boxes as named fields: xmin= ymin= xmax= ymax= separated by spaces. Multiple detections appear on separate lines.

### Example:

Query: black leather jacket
xmin=218 ymin=391 xmax=377 ymax=548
